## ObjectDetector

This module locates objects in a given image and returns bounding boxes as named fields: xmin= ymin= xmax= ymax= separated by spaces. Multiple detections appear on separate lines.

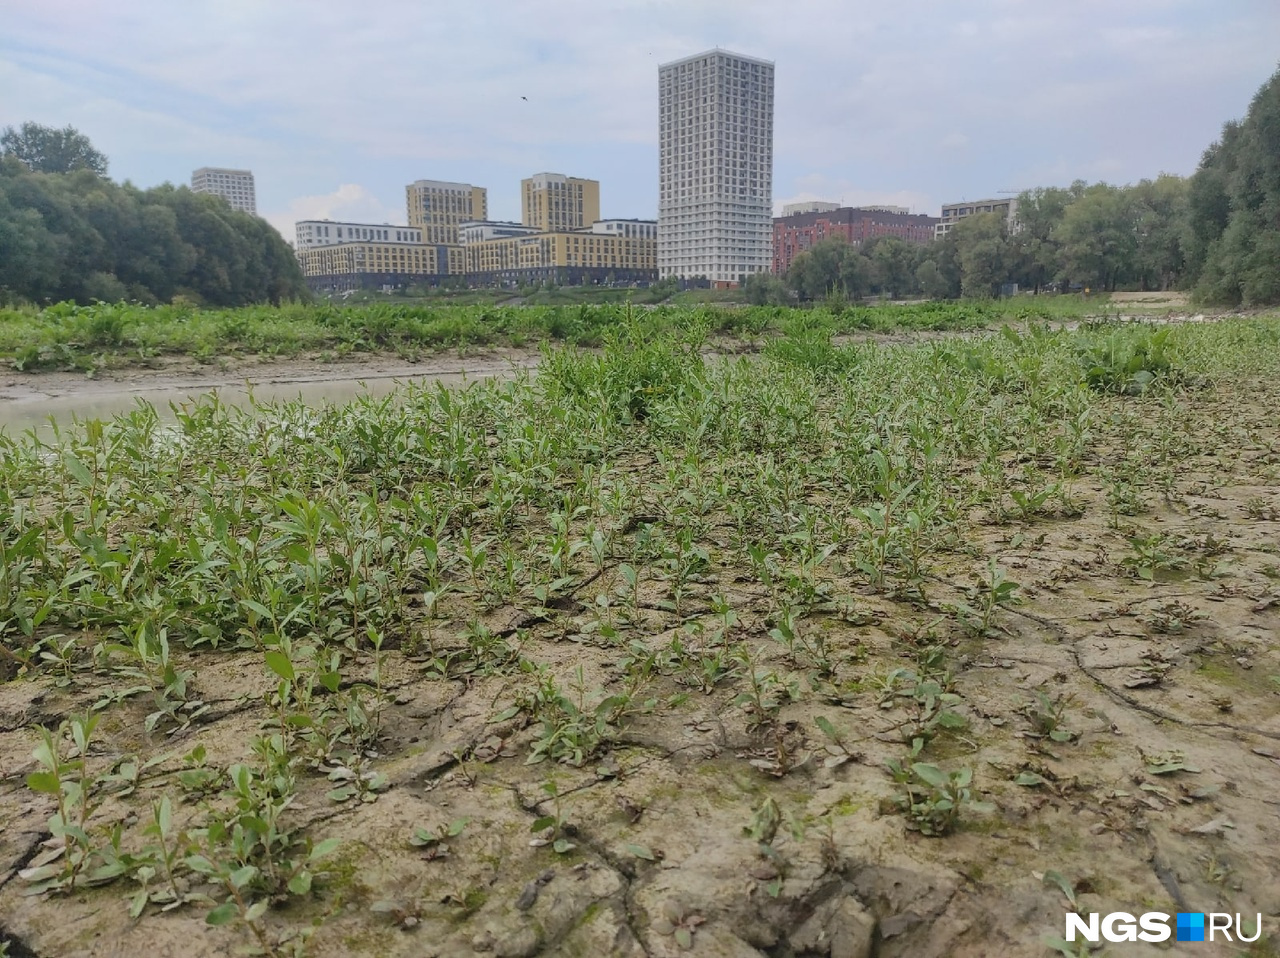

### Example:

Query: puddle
xmin=0 ymin=362 xmax=533 ymax=437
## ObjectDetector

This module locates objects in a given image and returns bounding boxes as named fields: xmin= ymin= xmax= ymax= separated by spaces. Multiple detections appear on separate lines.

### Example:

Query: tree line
xmin=750 ymin=65 xmax=1280 ymax=308
xmin=0 ymin=122 xmax=307 ymax=307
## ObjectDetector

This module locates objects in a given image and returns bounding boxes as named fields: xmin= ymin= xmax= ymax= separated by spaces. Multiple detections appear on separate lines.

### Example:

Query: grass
xmin=1 ymin=295 xmax=1135 ymax=371
xmin=2 ymin=308 xmax=1279 ymax=954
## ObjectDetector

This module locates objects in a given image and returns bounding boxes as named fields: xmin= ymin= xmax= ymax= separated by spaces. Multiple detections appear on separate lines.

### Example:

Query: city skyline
xmin=3 ymin=1 xmax=1278 ymax=243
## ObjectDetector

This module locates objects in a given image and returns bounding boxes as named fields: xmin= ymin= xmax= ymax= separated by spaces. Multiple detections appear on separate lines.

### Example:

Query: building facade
xmin=658 ymin=49 xmax=774 ymax=285
xmin=191 ymin=168 xmax=256 ymax=214
xmin=773 ymin=207 xmax=938 ymax=275
xmin=295 ymin=221 xmax=422 ymax=249
xmin=458 ymin=220 xmax=542 ymax=246
xmin=936 ymin=198 xmax=1018 ymax=239
xmin=780 ymin=200 xmax=840 ymax=217
xmin=406 ymin=180 xmax=488 ymax=245
xmin=589 ymin=219 xmax=657 ymax=240
xmin=465 ymin=230 xmax=656 ymax=287
xmin=295 ymin=241 xmax=462 ymax=293
xmin=521 ymin=173 xmax=601 ymax=232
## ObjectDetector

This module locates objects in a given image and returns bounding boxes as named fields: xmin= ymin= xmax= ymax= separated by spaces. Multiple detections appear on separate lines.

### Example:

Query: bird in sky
xmin=521 ymin=96 xmax=528 ymax=101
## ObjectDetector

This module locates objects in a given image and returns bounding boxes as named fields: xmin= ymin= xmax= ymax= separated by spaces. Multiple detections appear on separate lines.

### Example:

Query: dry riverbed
xmin=0 ymin=314 xmax=1277 ymax=958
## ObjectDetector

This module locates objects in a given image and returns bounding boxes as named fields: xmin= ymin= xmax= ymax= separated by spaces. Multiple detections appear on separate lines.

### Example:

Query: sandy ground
xmin=0 ymin=348 xmax=542 ymax=433
xmin=0 ymin=325 xmax=1277 ymax=956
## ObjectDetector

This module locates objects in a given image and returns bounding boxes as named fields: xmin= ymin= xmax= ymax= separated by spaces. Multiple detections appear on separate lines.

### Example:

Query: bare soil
xmin=1 ymin=329 xmax=1278 ymax=958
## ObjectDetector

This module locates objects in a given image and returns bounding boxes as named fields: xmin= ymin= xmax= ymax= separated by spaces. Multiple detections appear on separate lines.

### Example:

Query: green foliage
xmin=1077 ymin=324 xmax=1178 ymax=394
xmin=0 ymin=155 xmax=307 ymax=307
xmin=1191 ymin=66 xmax=1280 ymax=305
xmin=2 ymin=122 xmax=108 ymax=176
xmin=888 ymin=762 xmax=995 ymax=837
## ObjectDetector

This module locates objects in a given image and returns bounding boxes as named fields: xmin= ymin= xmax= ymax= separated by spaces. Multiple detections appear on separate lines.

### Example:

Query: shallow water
xmin=0 ymin=366 xmax=524 ymax=437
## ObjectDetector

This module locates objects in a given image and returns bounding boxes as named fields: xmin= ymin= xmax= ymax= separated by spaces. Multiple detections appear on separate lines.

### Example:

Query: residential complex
xmin=465 ymin=230 xmax=655 ymax=287
xmin=658 ymin=49 xmax=775 ymax=285
xmin=936 ymin=198 xmax=1018 ymax=238
xmin=773 ymin=206 xmax=938 ymax=274
xmin=191 ymin=167 xmax=256 ymax=215
xmin=296 ymin=241 xmax=462 ymax=293
xmin=522 ymin=173 xmax=600 ymax=232
xmin=295 ymin=221 xmax=422 ymax=249
xmin=406 ymin=180 xmax=488 ymax=245
xmin=297 ymin=173 xmax=657 ymax=293
xmin=286 ymin=47 xmax=1046 ymax=294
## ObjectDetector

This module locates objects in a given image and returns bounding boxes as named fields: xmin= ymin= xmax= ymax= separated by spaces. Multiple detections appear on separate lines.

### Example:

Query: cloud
xmin=263 ymin=184 xmax=404 ymax=244
xmin=2 ymin=0 xmax=1278 ymax=230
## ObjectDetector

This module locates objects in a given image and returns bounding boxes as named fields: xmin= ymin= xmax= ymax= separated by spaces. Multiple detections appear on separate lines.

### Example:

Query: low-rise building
xmin=296 ymin=241 xmax=463 ymax=293
xmin=465 ymin=229 xmax=656 ymax=287
xmin=773 ymin=206 xmax=938 ymax=274
xmin=935 ymin=198 xmax=1018 ymax=239
xmin=296 ymin=220 xmax=422 ymax=249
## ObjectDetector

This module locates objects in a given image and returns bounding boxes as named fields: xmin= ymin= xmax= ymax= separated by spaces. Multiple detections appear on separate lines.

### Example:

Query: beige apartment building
xmin=521 ymin=173 xmax=601 ymax=232
xmin=406 ymin=179 xmax=488 ymax=245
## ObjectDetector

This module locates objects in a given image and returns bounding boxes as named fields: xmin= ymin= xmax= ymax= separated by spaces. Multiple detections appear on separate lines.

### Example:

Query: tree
xmin=0 ymin=158 xmax=307 ymax=306
xmin=1 ymin=122 xmax=108 ymax=176
xmin=785 ymin=236 xmax=872 ymax=302
xmin=1056 ymin=185 xmax=1139 ymax=292
xmin=951 ymin=213 xmax=1011 ymax=298
xmin=1191 ymin=66 xmax=1280 ymax=305
xmin=742 ymin=272 xmax=790 ymax=305
xmin=1010 ymin=184 xmax=1079 ymax=292
xmin=866 ymin=237 xmax=917 ymax=298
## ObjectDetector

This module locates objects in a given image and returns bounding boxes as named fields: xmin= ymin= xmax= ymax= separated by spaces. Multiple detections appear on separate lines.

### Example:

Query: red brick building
xmin=772 ymin=207 xmax=939 ymax=275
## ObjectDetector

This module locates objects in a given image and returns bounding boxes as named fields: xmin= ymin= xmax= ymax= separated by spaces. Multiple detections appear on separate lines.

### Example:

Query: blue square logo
xmin=1177 ymin=912 xmax=1205 ymax=942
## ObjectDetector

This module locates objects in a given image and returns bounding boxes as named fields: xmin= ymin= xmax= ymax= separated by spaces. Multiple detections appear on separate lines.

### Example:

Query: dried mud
xmin=2 ymin=339 xmax=1279 ymax=958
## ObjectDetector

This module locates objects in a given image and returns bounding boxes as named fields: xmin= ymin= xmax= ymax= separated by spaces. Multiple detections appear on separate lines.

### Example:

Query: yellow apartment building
xmin=521 ymin=173 xmax=601 ymax=233
xmin=465 ymin=229 xmax=655 ymax=286
xmin=406 ymin=179 xmax=488 ymax=245
xmin=296 ymin=241 xmax=464 ymax=292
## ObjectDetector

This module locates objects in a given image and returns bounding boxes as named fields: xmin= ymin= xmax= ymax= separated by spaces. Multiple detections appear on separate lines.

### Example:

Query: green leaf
xmin=263 ymin=650 xmax=295 ymax=681
xmin=552 ymin=838 xmax=576 ymax=854
xmin=626 ymin=843 xmax=656 ymax=861
xmin=530 ymin=816 xmax=557 ymax=833
xmin=1014 ymin=771 xmax=1048 ymax=787
xmin=310 ymin=837 xmax=341 ymax=860
xmin=229 ymin=865 xmax=257 ymax=890
xmin=911 ymin=763 xmax=949 ymax=789
xmin=814 ymin=716 xmax=837 ymax=739
xmin=63 ymin=453 xmax=94 ymax=486
xmin=206 ymin=902 xmax=238 ymax=926
xmin=1042 ymin=869 xmax=1077 ymax=908
xmin=287 ymin=871 xmax=312 ymax=895
xmin=446 ymin=818 xmax=470 ymax=837
xmin=25 ymin=771 xmax=60 ymax=794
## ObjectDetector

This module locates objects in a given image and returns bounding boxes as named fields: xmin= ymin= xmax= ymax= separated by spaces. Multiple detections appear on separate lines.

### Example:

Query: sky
xmin=2 ymin=0 xmax=1278 ymax=244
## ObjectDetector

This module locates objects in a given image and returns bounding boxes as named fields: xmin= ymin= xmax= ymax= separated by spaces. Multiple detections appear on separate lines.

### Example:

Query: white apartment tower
xmin=658 ymin=49 xmax=774 ymax=284
xmin=191 ymin=168 xmax=256 ymax=215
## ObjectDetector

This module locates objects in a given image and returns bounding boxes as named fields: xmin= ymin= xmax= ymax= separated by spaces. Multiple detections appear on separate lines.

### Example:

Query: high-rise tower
xmin=658 ymin=49 xmax=774 ymax=284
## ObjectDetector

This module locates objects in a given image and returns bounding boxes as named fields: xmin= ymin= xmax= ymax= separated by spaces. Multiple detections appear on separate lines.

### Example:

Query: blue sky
xmin=3 ymin=0 xmax=1277 ymax=243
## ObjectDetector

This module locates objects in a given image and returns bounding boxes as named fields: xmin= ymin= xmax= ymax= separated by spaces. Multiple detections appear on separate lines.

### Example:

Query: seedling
xmin=890 ymin=762 xmax=994 ymax=837
xmin=409 ymin=818 xmax=469 ymax=860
